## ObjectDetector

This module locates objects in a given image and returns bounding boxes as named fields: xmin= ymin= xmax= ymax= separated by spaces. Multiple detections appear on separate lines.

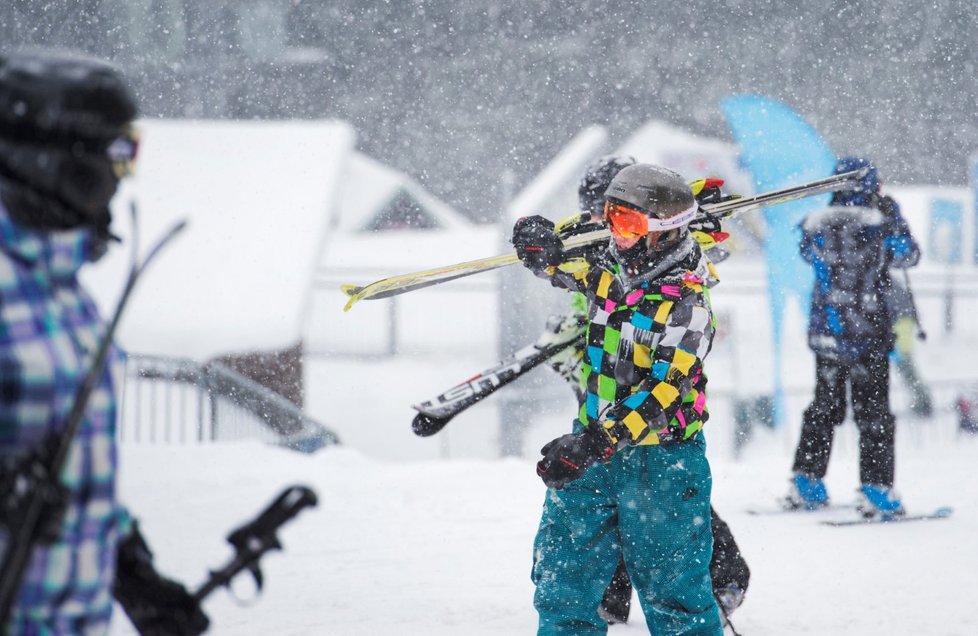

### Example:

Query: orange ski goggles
xmin=604 ymin=200 xmax=698 ymax=239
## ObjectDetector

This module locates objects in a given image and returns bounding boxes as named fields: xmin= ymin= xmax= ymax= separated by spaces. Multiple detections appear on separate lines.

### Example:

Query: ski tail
xmin=411 ymin=336 xmax=582 ymax=437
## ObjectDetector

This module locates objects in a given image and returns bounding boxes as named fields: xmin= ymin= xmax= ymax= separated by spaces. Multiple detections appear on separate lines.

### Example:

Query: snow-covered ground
xmin=109 ymin=229 xmax=978 ymax=635
xmin=109 ymin=395 xmax=978 ymax=635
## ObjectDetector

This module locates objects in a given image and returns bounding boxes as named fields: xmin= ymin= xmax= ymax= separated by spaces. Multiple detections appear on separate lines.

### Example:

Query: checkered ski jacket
xmin=542 ymin=234 xmax=719 ymax=447
xmin=0 ymin=199 xmax=129 ymax=634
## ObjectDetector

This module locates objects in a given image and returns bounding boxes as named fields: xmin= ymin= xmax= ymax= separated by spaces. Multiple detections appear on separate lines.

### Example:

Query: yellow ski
xmin=341 ymin=229 xmax=608 ymax=311
xmin=341 ymin=168 xmax=866 ymax=311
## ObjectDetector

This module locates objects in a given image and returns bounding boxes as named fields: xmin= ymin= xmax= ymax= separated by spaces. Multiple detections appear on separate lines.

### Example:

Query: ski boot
xmin=783 ymin=473 xmax=830 ymax=511
xmin=716 ymin=583 xmax=746 ymax=636
xmin=856 ymin=484 xmax=906 ymax=520
xmin=715 ymin=582 xmax=746 ymax=615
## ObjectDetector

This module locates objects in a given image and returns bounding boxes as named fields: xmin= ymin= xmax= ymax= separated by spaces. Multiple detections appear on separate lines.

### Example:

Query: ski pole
xmin=901 ymin=268 xmax=927 ymax=341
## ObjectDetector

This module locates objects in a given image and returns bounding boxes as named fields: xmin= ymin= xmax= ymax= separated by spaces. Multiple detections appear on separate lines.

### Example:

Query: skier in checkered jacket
xmin=534 ymin=156 xmax=749 ymax=627
xmin=513 ymin=163 xmax=725 ymax=635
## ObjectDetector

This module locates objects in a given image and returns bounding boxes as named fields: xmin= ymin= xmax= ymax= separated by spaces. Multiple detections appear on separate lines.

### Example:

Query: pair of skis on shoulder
xmin=341 ymin=168 xmax=871 ymax=311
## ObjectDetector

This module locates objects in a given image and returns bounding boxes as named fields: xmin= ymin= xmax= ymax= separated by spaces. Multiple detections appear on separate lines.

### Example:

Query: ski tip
xmin=340 ymin=284 xmax=363 ymax=312
xmin=411 ymin=411 xmax=450 ymax=437
xmin=933 ymin=506 xmax=954 ymax=518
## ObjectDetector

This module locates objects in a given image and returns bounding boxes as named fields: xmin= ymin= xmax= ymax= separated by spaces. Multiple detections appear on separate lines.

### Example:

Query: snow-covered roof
xmin=81 ymin=118 xmax=357 ymax=360
xmin=331 ymin=153 xmax=472 ymax=234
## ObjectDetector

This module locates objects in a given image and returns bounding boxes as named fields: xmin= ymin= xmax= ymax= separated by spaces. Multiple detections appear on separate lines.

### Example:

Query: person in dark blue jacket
xmin=785 ymin=157 xmax=920 ymax=519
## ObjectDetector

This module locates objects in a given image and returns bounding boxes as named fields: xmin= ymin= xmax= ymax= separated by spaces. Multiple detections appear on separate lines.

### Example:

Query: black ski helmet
xmin=604 ymin=164 xmax=695 ymax=223
xmin=604 ymin=164 xmax=696 ymax=268
xmin=0 ymin=48 xmax=138 ymax=256
xmin=578 ymin=155 xmax=636 ymax=216
xmin=0 ymin=48 xmax=137 ymax=144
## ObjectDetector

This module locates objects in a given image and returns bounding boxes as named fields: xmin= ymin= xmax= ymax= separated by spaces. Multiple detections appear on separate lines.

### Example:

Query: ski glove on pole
xmin=512 ymin=215 xmax=564 ymax=272
xmin=114 ymin=521 xmax=211 ymax=636
xmin=536 ymin=425 xmax=615 ymax=489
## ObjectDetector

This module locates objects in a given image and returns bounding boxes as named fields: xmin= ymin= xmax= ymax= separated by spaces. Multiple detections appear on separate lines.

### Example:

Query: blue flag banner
xmin=721 ymin=95 xmax=836 ymax=426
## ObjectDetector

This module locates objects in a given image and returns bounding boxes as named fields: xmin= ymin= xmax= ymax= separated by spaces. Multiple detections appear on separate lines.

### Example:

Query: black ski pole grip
xmin=227 ymin=485 xmax=318 ymax=549
xmin=193 ymin=485 xmax=318 ymax=603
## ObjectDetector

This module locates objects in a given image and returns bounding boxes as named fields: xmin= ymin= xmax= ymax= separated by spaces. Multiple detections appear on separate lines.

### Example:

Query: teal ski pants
xmin=531 ymin=437 xmax=722 ymax=635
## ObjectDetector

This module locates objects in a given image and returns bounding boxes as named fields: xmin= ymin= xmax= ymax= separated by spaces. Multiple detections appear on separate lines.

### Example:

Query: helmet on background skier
xmin=830 ymin=156 xmax=880 ymax=207
xmin=578 ymin=155 xmax=636 ymax=217
xmin=603 ymin=163 xmax=697 ymax=269
xmin=0 ymin=47 xmax=139 ymax=258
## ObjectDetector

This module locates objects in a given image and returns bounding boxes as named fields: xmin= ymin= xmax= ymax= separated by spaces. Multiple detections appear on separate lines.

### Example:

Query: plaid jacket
xmin=0 ymin=200 xmax=128 ymax=635
xmin=543 ymin=235 xmax=718 ymax=447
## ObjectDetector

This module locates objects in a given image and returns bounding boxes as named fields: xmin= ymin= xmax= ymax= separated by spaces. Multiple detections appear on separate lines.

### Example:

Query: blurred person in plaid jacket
xmin=0 ymin=48 xmax=207 ymax=635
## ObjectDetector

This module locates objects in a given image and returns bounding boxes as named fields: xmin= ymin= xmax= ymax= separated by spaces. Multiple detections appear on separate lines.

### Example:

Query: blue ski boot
xmin=784 ymin=473 xmax=830 ymax=510
xmin=857 ymin=484 xmax=906 ymax=520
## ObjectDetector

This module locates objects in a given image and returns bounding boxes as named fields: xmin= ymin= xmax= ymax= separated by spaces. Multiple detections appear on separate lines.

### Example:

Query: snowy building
xmin=81 ymin=119 xmax=477 ymax=447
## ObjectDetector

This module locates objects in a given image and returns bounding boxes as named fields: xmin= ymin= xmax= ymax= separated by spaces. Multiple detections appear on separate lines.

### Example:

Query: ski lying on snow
xmin=746 ymin=503 xmax=856 ymax=516
xmin=820 ymin=506 xmax=953 ymax=527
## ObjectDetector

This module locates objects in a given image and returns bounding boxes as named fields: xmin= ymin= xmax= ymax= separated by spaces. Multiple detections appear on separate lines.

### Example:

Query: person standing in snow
xmin=513 ymin=163 xmax=724 ymax=635
xmin=534 ymin=155 xmax=749 ymax=626
xmin=0 ymin=48 xmax=208 ymax=635
xmin=785 ymin=157 xmax=921 ymax=520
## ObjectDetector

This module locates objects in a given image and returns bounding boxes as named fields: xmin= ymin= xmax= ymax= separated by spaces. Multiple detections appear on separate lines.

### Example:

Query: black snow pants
xmin=792 ymin=354 xmax=896 ymax=487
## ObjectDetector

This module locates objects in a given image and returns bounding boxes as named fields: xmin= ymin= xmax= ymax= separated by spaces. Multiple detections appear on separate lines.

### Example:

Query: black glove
xmin=114 ymin=521 xmax=211 ymax=636
xmin=512 ymin=215 xmax=564 ymax=272
xmin=0 ymin=443 xmax=69 ymax=545
xmin=536 ymin=425 xmax=615 ymax=489
xmin=877 ymin=194 xmax=900 ymax=218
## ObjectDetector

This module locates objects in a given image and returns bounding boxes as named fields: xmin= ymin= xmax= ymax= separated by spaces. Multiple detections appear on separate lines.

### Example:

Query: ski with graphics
xmin=412 ymin=314 xmax=586 ymax=437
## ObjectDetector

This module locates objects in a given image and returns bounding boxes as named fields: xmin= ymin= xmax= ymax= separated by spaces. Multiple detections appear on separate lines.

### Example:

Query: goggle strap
xmin=646 ymin=203 xmax=698 ymax=232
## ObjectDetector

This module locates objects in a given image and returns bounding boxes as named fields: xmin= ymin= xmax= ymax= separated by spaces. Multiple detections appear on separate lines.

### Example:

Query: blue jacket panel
xmin=801 ymin=197 xmax=919 ymax=361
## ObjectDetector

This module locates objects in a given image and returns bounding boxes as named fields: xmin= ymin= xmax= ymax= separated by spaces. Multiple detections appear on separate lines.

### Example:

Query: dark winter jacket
xmin=801 ymin=195 xmax=920 ymax=361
